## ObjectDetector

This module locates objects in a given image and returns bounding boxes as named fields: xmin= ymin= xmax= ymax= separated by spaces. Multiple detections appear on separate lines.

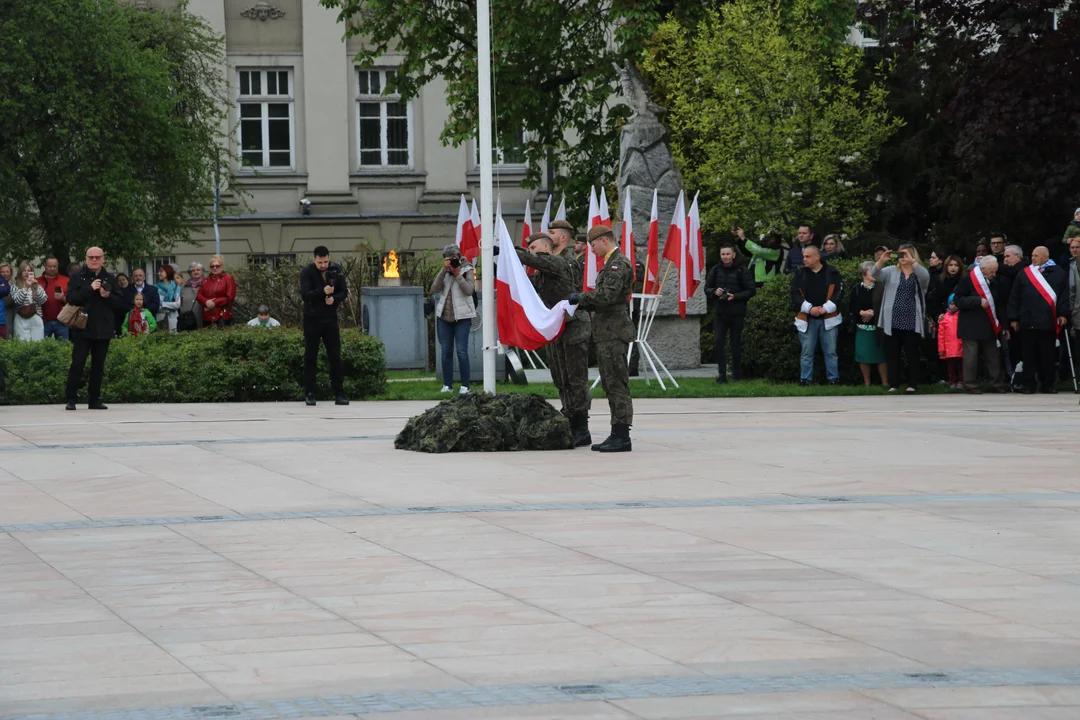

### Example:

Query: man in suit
xmin=123 ymin=268 xmax=161 ymax=319
xmin=1008 ymin=246 xmax=1069 ymax=393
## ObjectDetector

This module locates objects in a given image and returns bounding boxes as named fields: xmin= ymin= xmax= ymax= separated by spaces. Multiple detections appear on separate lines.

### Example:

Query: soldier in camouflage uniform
xmin=569 ymin=225 xmax=634 ymax=453
xmin=515 ymin=227 xmax=592 ymax=446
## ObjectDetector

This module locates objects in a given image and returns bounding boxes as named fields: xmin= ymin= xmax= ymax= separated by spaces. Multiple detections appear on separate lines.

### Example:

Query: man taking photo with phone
xmin=299 ymin=246 xmax=349 ymax=406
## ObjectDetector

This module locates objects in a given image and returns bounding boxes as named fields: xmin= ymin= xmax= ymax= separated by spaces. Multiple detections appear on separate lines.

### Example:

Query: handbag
xmin=17 ymin=303 xmax=36 ymax=319
xmin=58 ymin=303 xmax=88 ymax=330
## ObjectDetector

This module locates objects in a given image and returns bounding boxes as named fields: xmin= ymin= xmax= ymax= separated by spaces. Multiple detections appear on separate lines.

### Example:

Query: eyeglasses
xmin=209 ymin=264 xmax=222 ymax=269
xmin=87 ymin=254 xmax=104 ymax=259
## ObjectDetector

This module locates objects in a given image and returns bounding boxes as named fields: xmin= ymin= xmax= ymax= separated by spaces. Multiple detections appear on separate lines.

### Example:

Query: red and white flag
xmin=554 ymin=196 xmax=566 ymax=222
xmin=620 ymin=187 xmax=635 ymax=280
xmin=643 ymin=189 xmax=660 ymax=294
xmin=583 ymin=187 xmax=602 ymax=291
xmin=662 ymin=190 xmax=689 ymax=318
xmin=687 ymin=192 xmax=703 ymax=297
xmin=540 ymin=195 xmax=552 ymax=233
xmin=599 ymin=187 xmax=611 ymax=228
xmin=1026 ymin=265 xmax=1061 ymax=335
xmin=496 ymin=208 xmax=577 ymax=351
xmin=471 ymin=199 xmax=481 ymax=240
xmin=455 ymin=194 xmax=479 ymax=262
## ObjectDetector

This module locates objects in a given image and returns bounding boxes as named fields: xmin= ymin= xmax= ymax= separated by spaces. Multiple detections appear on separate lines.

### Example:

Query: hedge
xmin=0 ymin=327 xmax=387 ymax=405
xmin=741 ymin=258 xmax=867 ymax=383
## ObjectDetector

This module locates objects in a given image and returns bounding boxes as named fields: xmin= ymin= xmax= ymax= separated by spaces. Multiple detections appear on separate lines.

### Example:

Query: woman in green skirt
xmin=850 ymin=261 xmax=888 ymax=387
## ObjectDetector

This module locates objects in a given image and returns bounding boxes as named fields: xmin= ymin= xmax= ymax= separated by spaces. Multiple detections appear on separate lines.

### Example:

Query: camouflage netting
xmin=395 ymin=393 xmax=575 ymax=453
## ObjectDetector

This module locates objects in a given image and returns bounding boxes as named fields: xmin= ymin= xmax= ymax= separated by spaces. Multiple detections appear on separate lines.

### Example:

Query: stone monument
xmin=616 ymin=62 xmax=706 ymax=370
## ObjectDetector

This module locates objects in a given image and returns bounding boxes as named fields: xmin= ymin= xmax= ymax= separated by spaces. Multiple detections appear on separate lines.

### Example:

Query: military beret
xmin=587 ymin=225 xmax=615 ymax=243
xmin=549 ymin=219 xmax=576 ymax=234
xmin=527 ymin=231 xmax=553 ymax=244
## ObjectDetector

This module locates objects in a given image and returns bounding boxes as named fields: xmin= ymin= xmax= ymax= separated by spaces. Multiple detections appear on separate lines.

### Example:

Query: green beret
xmin=587 ymin=225 xmax=615 ymax=243
xmin=549 ymin=219 xmax=576 ymax=234
xmin=527 ymin=231 xmax=553 ymax=244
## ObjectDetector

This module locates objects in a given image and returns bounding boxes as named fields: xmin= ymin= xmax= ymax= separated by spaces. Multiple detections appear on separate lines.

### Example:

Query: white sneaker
xmin=440 ymin=385 xmax=453 ymax=393
xmin=459 ymin=386 xmax=470 ymax=395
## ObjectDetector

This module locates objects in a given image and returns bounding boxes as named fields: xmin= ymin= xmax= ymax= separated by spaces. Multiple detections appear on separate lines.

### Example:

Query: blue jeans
xmin=44 ymin=320 xmax=69 ymax=341
xmin=798 ymin=318 xmax=839 ymax=381
xmin=437 ymin=318 xmax=472 ymax=387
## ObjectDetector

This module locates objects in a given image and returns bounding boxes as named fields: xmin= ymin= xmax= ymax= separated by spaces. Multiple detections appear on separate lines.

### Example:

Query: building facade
xmin=160 ymin=0 xmax=539 ymax=273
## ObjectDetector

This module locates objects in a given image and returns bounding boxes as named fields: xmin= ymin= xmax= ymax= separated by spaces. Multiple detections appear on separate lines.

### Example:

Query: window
xmin=238 ymin=69 xmax=294 ymax=169
xmin=475 ymin=128 xmax=528 ymax=167
xmin=248 ymin=254 xmax=296 ymax=270
xmin=357 ymin=69 xmax=412 ymax=168
xmin=151 ymin=256 xmax=176 ymax=278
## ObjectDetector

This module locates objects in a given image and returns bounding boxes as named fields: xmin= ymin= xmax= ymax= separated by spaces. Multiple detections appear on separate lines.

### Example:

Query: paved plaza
xmin=2 ymin=395 xmax=1080 ymax=719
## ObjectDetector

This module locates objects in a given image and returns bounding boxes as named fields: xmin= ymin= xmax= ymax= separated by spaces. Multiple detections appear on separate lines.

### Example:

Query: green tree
xmin=643 ymin=0 xmax=901 ymax=241
xmin=0 ymin=0 xmax=230 ymax=267
xmin=320 ymin=0 xmax=718 ymax=225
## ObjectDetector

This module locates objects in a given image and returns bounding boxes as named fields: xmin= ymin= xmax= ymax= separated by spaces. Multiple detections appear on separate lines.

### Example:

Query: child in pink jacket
xmin=938 ymin=293 xmax=963 ymax=388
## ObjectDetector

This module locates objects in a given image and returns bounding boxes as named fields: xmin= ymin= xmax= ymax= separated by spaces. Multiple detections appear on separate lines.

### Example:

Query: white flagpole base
xmin=590 ymin=294 xmax=678 ymax=391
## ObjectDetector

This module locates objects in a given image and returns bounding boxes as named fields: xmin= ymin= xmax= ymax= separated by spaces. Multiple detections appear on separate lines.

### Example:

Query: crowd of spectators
xmin=0 ymin=254 xmax=281 ymax=344
xmin=709 ymin=214 xmax=1080 ymax=393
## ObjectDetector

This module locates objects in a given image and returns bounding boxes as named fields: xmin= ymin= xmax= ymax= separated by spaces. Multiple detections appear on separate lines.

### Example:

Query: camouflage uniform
xmin=576 ymin=248 xmax=635 ymax=426
xmin=515 ymin=246 xmax=590 ymax=419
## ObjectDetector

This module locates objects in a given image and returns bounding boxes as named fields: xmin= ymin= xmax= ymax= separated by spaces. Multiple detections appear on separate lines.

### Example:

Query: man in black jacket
xmin=1008 ymin=246 xmax=1069 ymax=393
xmin=65 ymin=247 xmax=124 ymax=410
xmin=299 ymin=246 xmax=349 ymax=406
xmin=704 ymin=244 xmax=755 ymax=383
xmin=790 ymin=245 xmax=844 ymax=385
xmin=953 ymin=256 xmax=1006 ymax=393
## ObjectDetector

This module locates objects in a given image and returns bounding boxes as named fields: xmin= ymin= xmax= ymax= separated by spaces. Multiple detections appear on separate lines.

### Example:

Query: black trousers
xmin=65 ymin=337 xmax=111 ymax=403
xmin=1021 ymin=328 xmax=1057 ymax=390
xmin=713 ymin=314 xmax=745 ymax=380
xmin=885 ymin=328 xmax=921 ymax=389
xmin=303 ymin=317 xmax=344 ymax=395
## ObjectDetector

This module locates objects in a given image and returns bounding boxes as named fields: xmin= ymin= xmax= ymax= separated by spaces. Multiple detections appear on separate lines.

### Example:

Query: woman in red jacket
xmin=196 ymin=255 xmax=237 ymax=328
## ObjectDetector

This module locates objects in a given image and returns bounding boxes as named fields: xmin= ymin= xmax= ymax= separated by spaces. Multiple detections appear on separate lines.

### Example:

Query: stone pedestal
xmin=361 ymin=287 xmax=427 ymax=369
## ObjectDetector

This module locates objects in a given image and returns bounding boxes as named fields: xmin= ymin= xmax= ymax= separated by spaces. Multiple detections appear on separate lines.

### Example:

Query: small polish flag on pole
xmin=539 ymin=195 xmax=552 ymax=233
xmin=520 ymin=199 xmax=533 ymax=248
xmin=554 ymin=196 xmax=566 ymax=222
xmin=584 ymin=187 xmax=602 ymax=291
xmin=620 ymin=187 xmax=635 ymax=279
xmin=455 ymin=194 xmax=479 ymax=262
xmin=662 ymin=190 xmax=688 ymax=318
xmin=687 ymin=192 xmax=703 ymax=297
xmin=643 ymin=190 xmax=660 ymax=294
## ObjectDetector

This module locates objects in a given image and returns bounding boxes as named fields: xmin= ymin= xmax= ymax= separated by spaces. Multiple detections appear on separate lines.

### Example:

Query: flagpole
xmin=656 ymin=259 xmax=674 ymax=295
xmin=477 ymin=0 xmax=496 ymax=394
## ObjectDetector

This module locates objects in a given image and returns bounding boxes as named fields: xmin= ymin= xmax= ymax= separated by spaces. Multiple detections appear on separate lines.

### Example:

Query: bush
xmin=0 ymin=327 xmax=387 ymax=405
xmin=741 ymin=258 xmax=866 ymax=383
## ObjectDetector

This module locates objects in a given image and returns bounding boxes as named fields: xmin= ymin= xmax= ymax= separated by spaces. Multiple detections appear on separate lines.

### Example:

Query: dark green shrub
xmin=0 ymin=327 xmax=386 ymax=405
xmin=741 ymin=258 xmax=866 ymax=383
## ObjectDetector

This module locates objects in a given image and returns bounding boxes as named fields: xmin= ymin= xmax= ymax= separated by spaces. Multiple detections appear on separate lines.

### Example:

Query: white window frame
xmin=237 ymin=68 xmax=296 ymax=171
xmin=475 ymin=127 xmax=529 ymax=168
xmin=356 ymin=69 xmax=414 ymax=170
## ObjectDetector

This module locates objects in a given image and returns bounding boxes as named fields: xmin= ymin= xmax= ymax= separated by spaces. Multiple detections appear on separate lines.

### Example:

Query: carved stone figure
xmin=241 ymin=2 xmax=286 ymax=21
xmin=615 ymin=61 xmax=704 ymax=369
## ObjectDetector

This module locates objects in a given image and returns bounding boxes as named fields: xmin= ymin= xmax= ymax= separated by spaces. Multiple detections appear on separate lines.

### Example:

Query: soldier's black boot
xmin=571 ymin=413 xmax=592 ymax=447
xmin=593 ymin=423 xmax=631 ymax=453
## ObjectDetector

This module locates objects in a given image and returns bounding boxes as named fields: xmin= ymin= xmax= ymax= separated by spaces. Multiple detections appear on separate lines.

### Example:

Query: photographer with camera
xmin=705 ymin=244 xmax=755 ymax=384
xmin=431 ymin=244 xmax=477 ymax=394
xmin=300 ymin=246 xmax=349 ymax=406
xmin=65 ymin=247 xmax=124 ymax=410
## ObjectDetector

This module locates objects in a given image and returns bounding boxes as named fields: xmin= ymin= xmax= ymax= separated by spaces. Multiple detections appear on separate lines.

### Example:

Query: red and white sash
xmin=970 ymin=266 xmax=999 ymax=336
xmin=1025 ymin=265 xmax=1060 ymax=335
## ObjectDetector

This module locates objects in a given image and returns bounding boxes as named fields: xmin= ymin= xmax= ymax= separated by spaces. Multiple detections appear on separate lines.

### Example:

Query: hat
xmin=874 ymin=245 xmax=889 ymax=253
xmin=947 ymin=293 xmax=955 ymax=305
xmin=257 ymin=305 xmax=269 ymax=314
xmin=587 ymin=225 xmax=615 ymax=243
xmin=527 ymin=231 xmax=553 ymax=244
xmin=549 ymin=219 xmax=576 ymax=234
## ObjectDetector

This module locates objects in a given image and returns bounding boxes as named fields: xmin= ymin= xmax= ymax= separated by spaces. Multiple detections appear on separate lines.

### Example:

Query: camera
xmin=100 ymin=280 xmax=112 ymax=293
xmin=449 ymin=257 xmax=461 ymax=269
xmin=325 ymin=264 xmax=343 ymax=283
